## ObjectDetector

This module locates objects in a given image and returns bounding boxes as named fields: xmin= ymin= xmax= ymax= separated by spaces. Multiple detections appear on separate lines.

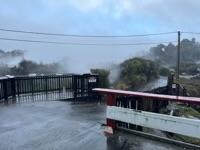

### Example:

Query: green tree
xmin=159 ymin=67 xmax=171 ymax=76
xmin=90 ymin=69 xmax=110 ymax=88
xmin=10 ymin=59 xmax=60 ymax=75
xmin=120 ymin=57 xmax=159 ymax=90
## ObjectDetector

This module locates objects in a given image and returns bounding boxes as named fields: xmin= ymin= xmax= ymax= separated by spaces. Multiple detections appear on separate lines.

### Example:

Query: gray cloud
xmin=0 ymin=0 xmax=200 ymax=73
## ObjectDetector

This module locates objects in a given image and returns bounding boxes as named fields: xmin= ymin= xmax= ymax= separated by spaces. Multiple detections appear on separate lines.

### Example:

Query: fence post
xmin=167 ymin=74 xmax=174 ymax=95
xmin=16 ymin=77 xmax=20 ymax=97
xmin=30 ymin=78 xmax=34 ymax=96
xmin=58 ymin=77 xmax=61 ymax=91
xmin=11 ymin=77 xmax=16 ymax=102
xmin=45 ymin=76 xmax=48 ymax=94
xmin=96 ymin=75 xmax=99 ymax=88
xmin=87 ymin=74 xmax=99 ymax=99
xmin=176 ymin=84 xmax=180 ymax=96
xmin=81 ymin=76 xmax=84 ymax=96
xmin=3 ymin=79 xmax=8 ymax=104
xmin=71 ymin=75 xmax=74 ymax=97
xmin=58 ymin=77 xmax=61 ymax=99
xmin=95 ymin=75 xmax=99 ymax=99
xmin=106 ymin=93 xmax=116 ymax=129
xmin=73 ymin=75 xmax=77 ymax=100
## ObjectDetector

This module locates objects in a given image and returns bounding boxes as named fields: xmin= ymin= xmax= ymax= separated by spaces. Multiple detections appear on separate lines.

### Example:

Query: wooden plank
xmin=93 ymin=88 xmax=200 ymax=104
xmin=107 ymin=106 xmax=200 ymax=138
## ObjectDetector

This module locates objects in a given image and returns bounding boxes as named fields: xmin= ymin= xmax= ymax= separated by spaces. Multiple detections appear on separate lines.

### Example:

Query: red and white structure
xmin=93 ymin=88 xmax=200 ymax=138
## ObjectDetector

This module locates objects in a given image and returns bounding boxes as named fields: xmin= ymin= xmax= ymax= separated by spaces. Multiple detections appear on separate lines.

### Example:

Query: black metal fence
xmin=0 ymin=74 xmax=99 ymax=104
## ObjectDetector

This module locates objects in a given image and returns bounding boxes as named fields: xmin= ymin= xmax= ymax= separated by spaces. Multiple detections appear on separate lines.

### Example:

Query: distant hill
xmin=145 ymin=38 xmax=200 ymax=66
xmin=0 ymin=49 xmax=25 ymax=64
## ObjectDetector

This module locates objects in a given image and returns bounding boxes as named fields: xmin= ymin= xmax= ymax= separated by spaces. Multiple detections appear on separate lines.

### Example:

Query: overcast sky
xmin=0 ymin=0 xmax=200 ymax=73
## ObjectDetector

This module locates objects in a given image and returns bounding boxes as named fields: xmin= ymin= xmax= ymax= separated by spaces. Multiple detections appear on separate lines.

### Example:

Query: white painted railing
xmin=107 ymin=106 xmax=200 ymax=138
xmin=93 ymin=88 xmax=200 ymax=137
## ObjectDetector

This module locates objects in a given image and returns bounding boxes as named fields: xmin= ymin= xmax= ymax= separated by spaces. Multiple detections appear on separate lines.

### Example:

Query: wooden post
xmin=73 ymin=75 xmax=77 ymax=100
xmin=3 ymin=79 xmax=8 ymax=104
xmin=81 ymin=76 xmax=84 ymax=96
xmin=177 ymin=31 xmax=181 ymax=79
xmin=106 ymin=93 xmax=116 ymax=129
xmin=11 ymin=77 xmax=16 ymax=102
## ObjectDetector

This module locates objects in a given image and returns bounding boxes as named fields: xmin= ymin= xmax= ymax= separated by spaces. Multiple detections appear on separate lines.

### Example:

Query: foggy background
xmin=0 ymin=0 xmax=200 ymax=73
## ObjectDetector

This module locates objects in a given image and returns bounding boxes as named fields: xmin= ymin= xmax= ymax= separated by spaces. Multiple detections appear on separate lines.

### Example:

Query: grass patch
xmin=173 ymin=134 xmax=200 ymax=145
xmin=156 ymin=104 xmax=200 ymax=144
xmin=175 ymin=78 xmax=200 ymax=97
xmin=173 ymin=105 xmax=200 ymax=145
xmin=175 ymin=105 xmax=200 ymax=119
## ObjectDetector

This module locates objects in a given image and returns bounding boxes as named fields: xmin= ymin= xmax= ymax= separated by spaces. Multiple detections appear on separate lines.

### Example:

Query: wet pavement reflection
xmin=0 ymin=101 xmax=183 ymax=150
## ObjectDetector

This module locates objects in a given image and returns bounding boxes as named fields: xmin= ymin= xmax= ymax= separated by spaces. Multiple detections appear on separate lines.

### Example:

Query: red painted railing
xmin=93 ymin=88 xmax=200 ymax=129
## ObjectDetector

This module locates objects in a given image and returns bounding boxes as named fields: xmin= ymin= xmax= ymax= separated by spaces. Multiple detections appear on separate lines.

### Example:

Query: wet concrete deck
xmin=0 ymin=101 xmax=183 ymax=150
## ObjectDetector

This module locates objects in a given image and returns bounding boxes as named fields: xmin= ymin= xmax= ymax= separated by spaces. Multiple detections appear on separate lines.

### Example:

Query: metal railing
xmin=0 ymin=74 xmax=99 ymax=104
xmin=93 ymin=88 xmax=200 ymax=140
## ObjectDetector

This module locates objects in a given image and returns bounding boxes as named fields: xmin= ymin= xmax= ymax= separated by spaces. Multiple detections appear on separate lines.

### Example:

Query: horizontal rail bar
xmin=93 ymin=88 xmax=200 ymax=104
xmin=107 ymin=106 xmax=200 ymax=138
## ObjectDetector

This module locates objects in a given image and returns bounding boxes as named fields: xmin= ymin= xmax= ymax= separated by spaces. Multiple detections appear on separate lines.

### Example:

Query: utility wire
xmin=0 ymin=37 xmax=177 ymax=46
xmin=182 ymin=32 xmax=200 ymax=35
xmin=0 ymin=28 xmax=177 ymax=38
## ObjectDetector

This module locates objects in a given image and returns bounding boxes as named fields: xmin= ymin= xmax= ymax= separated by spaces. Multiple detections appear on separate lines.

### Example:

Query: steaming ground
xmin=137 ymin=76 xmax=168 ymax=91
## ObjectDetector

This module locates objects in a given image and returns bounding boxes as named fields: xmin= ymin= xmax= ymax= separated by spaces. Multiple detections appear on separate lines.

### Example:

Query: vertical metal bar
xmin=50 ymin=77 xmax=52 ymax=91
xmin=176 ymin=84 xmax=180 ymax=96
xmin=45 ymin=76 xmax=48 ymax=94
xmin=73 ymin=75 xmax=77 ymax=100
xmin=30 ymin=78 xmax=33 ymax=101
xmin=11 ymin=77 xmax=16 ymax=102
xmin=16 ymin=78 xmax=20 ymax=97
xmin=96 ymin=75 xmax=99 ymax=88
xmin=24 ymin=78 xmax=26 ymax=93
xmin=58 ymin=77 xmax=60 ymax=91
xmin=58 ymin=77 xmax=61 ymax=99
xmin=177 ymin=31 xmax=181 ymax=79
xmin=3 ymin=79 xmax=8 ymax=103
xmin=81 ymin=76 xmax=84 ymax=96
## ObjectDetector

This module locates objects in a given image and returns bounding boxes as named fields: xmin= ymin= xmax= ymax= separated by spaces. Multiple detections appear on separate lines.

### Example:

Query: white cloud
xmin=105 ymin=0 xmax=199 ymax=22
xmin=1 ymin=0 xmax=200 ymax=73
xmin=41 ymin=0 xmax=70 ymax=11
xmin=69 ymin=0 xmax=104 ymax=12
xmin=40 ymin=0 xmax=200 ymax=22
xmin=42 ymin=0 xmax=105 ymax=13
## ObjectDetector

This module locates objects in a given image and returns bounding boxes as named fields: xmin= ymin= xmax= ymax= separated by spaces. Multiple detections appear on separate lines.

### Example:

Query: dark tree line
xmin=0 ymin=49 xmax=25 ymax=61
xmin=149 ymin=38 xmax=200 ymax=65
xmin=0 ymin=59 xmax=61 ymax=76
xmin=148 ymin=38 xmax=200 ymax=75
